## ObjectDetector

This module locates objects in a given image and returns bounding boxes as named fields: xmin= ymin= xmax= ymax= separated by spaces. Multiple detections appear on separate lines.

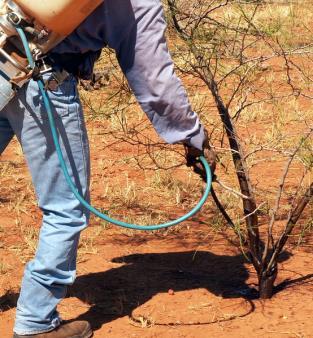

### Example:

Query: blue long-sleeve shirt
xmin=53 ymin=0 xmax=205 ymax=150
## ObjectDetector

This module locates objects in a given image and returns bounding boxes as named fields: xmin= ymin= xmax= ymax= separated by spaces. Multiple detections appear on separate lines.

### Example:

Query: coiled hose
xmin=16 ymin=27 xmax=212 ymax=231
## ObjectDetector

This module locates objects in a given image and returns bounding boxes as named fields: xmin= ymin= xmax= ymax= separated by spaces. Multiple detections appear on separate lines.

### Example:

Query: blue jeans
xmin=0 ymin=74 xmax=90 ymax=335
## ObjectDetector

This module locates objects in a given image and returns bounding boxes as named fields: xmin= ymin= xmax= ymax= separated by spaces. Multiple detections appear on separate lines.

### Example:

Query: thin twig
xmin=215 ymin=178 xmax=250 ymax=200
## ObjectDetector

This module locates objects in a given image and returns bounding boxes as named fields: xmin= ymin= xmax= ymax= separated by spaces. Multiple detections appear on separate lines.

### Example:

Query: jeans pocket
xmin=25 ymin=74 xmax=78 ymax=122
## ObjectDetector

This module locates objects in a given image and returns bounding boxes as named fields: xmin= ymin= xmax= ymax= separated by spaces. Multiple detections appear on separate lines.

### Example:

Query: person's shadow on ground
xmin=69 ymin=250 xmax=257 ymax=330
xmin=0 ymin=249 xmax=297 ymax=330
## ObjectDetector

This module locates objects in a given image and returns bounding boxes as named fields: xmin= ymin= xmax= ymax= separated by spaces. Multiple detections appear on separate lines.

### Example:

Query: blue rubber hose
xmin=16 ymin=27 xmax=212 ymax=231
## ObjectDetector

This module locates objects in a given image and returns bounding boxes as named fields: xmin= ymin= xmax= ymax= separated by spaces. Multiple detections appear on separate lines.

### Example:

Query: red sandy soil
xmin=1 ymin=214 xmax=313 ymax=338
xmin=0 ymin=135 xmax=313 ymax=338
xmin=0 ymin=49 xmax=312 ymax=336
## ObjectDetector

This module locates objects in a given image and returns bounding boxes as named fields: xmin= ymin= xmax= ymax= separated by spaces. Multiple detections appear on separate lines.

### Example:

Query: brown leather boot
xmin=13 ymin=321 xmax=92 ymax=338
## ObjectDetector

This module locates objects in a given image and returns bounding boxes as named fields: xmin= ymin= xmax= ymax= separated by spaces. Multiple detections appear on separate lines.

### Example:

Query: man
xmin=0 ymin=0 xmax=214 ymax=337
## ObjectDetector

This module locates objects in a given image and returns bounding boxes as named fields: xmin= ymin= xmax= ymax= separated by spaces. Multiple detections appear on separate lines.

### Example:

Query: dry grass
xmin=0 ymin=0 xmax=311 ymax=266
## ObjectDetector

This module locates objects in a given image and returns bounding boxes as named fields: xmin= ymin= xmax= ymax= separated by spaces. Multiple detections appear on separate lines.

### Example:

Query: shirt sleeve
xmin=113 ymin=0 xmax=206 ymax=150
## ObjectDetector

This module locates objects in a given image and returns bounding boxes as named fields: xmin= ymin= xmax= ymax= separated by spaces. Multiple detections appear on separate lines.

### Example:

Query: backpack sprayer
xmin=0 ymin=0 xmax=212 ymax=231
xmin=0 ymin=0 xmax=103 ymax=110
